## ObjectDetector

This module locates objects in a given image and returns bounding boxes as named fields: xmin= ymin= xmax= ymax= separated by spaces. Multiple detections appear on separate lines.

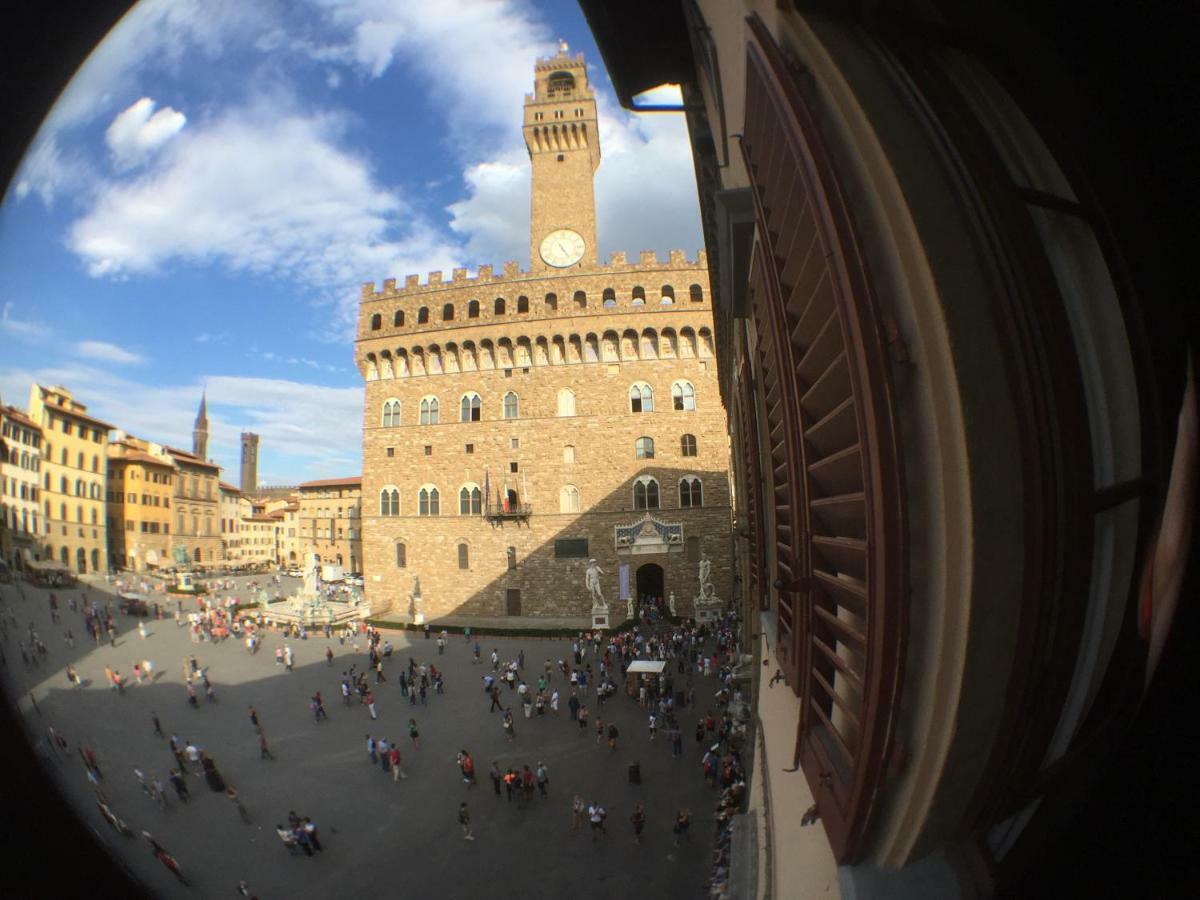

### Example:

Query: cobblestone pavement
xmin=1 ymin=575 xmax=721 ymax=898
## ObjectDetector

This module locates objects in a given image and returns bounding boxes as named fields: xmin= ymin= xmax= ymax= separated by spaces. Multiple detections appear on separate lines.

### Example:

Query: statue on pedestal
xmin=302 ymin=549 xmax=320 ymax=598
xmin=669 ymin=592 xmax=677 ymax=616
xmin=698 ymin=553 xmax=713 ymax=600
xmin=409 ymin=576 xmax=425 ymax=625
xmin=585 ymin=559 xmax=606 ymax=608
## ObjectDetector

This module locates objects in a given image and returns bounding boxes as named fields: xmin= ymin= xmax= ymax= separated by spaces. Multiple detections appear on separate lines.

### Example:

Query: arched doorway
xmin=635 ymin=562 xmax=664 ymax=609
xmin=76 ymin=547 xmax=87 ymax=573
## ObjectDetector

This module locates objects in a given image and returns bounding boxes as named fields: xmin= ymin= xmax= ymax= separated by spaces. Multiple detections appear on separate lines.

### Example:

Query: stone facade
xmin=166 ymin=446 xmax=223 ymax=567
xmin=354 ymin=49 xmax=732 ymax=621
xmin=297 ymin=477 xmax=362 ymax=573
xmin=29 ymin=384 xmax=111 ymax=574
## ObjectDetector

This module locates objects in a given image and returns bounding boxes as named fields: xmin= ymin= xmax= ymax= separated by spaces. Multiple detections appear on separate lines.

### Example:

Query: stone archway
xmin=635 ymin=562 xmax=664 ymax=607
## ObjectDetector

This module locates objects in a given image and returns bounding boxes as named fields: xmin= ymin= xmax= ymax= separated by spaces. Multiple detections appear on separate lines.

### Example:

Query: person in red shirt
xmin=460 ymin=750 xmax=476 ymax=787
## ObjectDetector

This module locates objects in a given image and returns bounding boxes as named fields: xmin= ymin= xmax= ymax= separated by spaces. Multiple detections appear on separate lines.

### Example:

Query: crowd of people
xmin=2 ymin=568 xmax=751 ymax=896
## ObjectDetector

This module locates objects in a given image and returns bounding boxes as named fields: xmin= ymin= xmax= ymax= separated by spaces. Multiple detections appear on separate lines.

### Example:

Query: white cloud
xmin=446 ymin=151 xmax=531 ymax=264
xmin=0 ymin=301 xmax=48 ymax=339
xmin=0 ymin=363 xmax=363 ymax=483
xmin=105 ymin=98 xmax=187 ymax=169
xmin=75 ymin=340 xmax=143 ymax=365
xmin=69 ymin=101 xmax=462 ymax=299
xmin=9 ymin=136 xmax=92 ymax=206
xmin=194 ymin=331 xmax=232 ymax=344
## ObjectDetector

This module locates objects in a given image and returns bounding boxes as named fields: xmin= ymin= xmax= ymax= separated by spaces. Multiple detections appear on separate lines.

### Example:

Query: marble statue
xmin=698 ymin=553 xmax=713 ymax=599
xmin=302 ymin=549 xmax=320 ymax=598
xmin=585 ymin=559 xmax=606 ymax=606
xmin=409 ymin=576 xmax=425 ymax=624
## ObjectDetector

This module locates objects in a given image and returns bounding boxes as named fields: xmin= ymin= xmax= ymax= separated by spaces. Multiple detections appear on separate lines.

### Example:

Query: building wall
xmin=219 ymin=488 xmax=241 ymax=562
xmin=29 ymin=385 xmax=109 ymax=574
xmin=298 ymin=483 xmax=362 ymax=572
xmin=0 ymin=409 xmax=43 ymax=566
xmin=169 ymin=458 xmax=222 ymax=566
xmin=356 ymin=259 xmax=733 ymax=618
xmin=106 ymin=445 xmax=175 ymax=573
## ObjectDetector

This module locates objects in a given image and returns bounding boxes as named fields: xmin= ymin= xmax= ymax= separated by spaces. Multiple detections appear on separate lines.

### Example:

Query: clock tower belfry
xmin=524 ymin=42 xmax=600 ymax=272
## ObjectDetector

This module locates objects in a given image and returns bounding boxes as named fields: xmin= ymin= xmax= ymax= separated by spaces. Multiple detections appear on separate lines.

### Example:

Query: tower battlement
xmin=360 ymin=249 xmax=707 ymax=302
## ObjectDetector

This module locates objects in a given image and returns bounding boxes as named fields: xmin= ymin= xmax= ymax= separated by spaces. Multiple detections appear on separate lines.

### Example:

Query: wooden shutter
xmin=741 ymin=16 xmax=908 ymax=863
xmin=735 ymin=357 xmax=768 ymax=611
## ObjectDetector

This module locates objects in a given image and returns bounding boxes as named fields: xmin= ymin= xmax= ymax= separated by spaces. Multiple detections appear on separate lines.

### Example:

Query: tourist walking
xmin=630 ymin=802 xmax=646 ymax=844
xmin=536 ymin=761 xmax=549 ymax=797
xmin=458 ymin=802 xmax=475 ymax=840
xmin=588 ymin=802 xmax=608 ymax=840
xmin=673 ymin=808 xmax=691 ymax=846
xmin=408 ymin=718 xmax=420 ymax=749
xmin=259 ymin=731 xmax=274 ymax=760
xmin=489 ymin=761 xmax=502 ymax=796
xmin=572 ymin=794 xmax=586 ymax=830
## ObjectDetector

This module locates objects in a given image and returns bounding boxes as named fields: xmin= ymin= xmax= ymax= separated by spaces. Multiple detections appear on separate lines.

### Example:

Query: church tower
xmin=523 ymin=41 xmax=601 ymax=273
xmin=192 ymin=389 xmax=208 ymax=460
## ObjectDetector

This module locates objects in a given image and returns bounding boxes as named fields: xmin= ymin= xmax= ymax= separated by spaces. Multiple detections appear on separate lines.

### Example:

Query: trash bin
xmin=628 ymin=762 xmax=641 ymax=784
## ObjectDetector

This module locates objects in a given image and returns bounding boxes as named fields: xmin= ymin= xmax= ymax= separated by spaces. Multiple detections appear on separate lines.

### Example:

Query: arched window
xmin=394 ymin=310 xmax=404 ymax=327
xmin=681 ymin=434 xmax=698 ymax=457
xmin=559 ymin=485 xmax=581 ymax=513
xmin=380 ymin=488 xmax=399 ymax=516
xmin=680 ymin=476 xmax=703 ymax=508
xmin=60 ymin=476 xmax=67 ymax=494
xmin=633 ymin=476 xmax=660 ymax=510
xmin=381 ymin=399 xmax=401 ymax=427
xmin=77 ymin=452 xmax=84 ymax=469
xmin=689 ymin=283 xmax=704 ymax=302
xmin=632 ymin=286 xmax=646 ymax=305
xmin=468 ymin=300 xmax=480 ymax=318
xmin=517 ymin=295 xmax=529 ymax=313
xmin=574 ymin=290 xmax=587 ymax=309
xmin=74 ymin=478 xmax=83 ymax=496
xmin=370 ymin=313 xmax=382 ymax=330
xmin=502 ymin=392 xmax=519 ymax=420
xmin=419 ymin=396 xmax=440 ymax=425
xmin=494 ymin=297 xmax=505 ymax=315
xmin=457 ymin=542 xmax=469 ymax=569
xmin=630 ymin=382 xmax=654 ymax=413
xmin=459 ymin=484 xmax=482 ymax=515
xmin=635 ymin=436 xmax=655 ymax=459
xmin=672 ymin=380 xmax=696 ymax=411
xmin=506 ymin=546 xmax=517 ymax=570
xmin=415 ymin=306 xmax=428 ymax=324
xmin=418 ymin=486 xmax=440 ymax=516
xmin=563 ymin=445 xmax=575 ymax=464
xmin=459 ymin=392 xmax=481 ymax=422
xmin=60 ymin=448 xmax=67 ymax=464
xmin=602 ymin=288 xmax=616 ymax=308
xmin=443 ymin=303 xmax=454 ymax=321
xmin=661 ymin=285 xmax=676 ymax=303
xmin=92 ymin=455 xmax=99 ymax=472
xmin=545 ymin=292 xmax=558 ymax=311
xmin=395 ymin=542 xmax=407 ymax=568
xmin=557 ymin=388 xmax=576 ymax=417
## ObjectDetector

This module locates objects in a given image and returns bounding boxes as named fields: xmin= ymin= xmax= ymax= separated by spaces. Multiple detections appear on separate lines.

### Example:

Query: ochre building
xmin=297 ymin=476 xmax=362 ymax=573
xmin=0 ymin=404 xmax=44 ymax=570
xmin=355 ymin=47 xmax=732 ymax=620
xmin=106 ymin=434 xmax=177 ymax=573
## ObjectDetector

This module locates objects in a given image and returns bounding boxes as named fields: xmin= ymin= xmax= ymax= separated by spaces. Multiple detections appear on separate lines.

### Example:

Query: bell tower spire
xmin=192 ymin=388 xmax=209 ymax=460
xmin=523 ymin=42 xmax=600 ymax=272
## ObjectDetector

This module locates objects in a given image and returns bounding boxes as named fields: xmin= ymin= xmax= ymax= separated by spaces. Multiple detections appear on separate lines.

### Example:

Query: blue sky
xmin=0 ymin=0 xmax=701 ymax=485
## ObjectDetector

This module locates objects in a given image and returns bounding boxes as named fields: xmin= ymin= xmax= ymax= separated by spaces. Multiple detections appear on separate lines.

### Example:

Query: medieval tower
xmin=239 ymin=431 xmax=259 ymax=493
xmin=192 ymin=389 xmax=208 ymax=460
xmin=355 ymin=46 xmax=732 ymax=620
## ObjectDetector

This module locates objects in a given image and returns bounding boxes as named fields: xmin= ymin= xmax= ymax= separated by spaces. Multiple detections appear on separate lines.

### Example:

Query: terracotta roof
xmin=115 ymin=451 xmax=175 ymax=468
xmin=298 ymin=475 xmax=362 ymax=489
xmin=219 ymin=482 xmax=241 ymax=493
xmin=165 ymin=446 xmax=221 ymax=471
xmin=0 ymin=406 xmax=41 ymax=430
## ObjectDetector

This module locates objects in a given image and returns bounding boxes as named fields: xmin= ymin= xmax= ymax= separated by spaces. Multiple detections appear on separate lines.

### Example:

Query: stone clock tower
xmin=523 ymin=42 xmax=601 ymax=272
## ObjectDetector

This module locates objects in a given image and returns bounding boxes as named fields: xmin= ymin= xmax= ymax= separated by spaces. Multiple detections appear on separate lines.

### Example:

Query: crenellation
xmin=610 ymin=251 xmax=627 ymax=266
xmin=504 ymin=261 xmax=521 ymax=276
xmin=405 ymin=274 xmax=420 ymax=288
xmin=639 ymin=250 xmax=658 ymax=265
xmin=428 ymin=270 xmax=443 ymax=285
xmin=383 ymin=277 xmax=396 ymax=293
xmin=452 ymin=267 xmax=468 ymax=282
xmin=477 ymin=264 xmax=493 ymax=280
xmin=362 ymin=282 xmax=376 ymax=299
xmin=669 ymin=249 xmax=687 ymax=265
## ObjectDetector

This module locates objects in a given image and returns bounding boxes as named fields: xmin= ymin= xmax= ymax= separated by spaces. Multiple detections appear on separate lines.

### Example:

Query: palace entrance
xmin=635 ymin=562 xmax=664 ymax=606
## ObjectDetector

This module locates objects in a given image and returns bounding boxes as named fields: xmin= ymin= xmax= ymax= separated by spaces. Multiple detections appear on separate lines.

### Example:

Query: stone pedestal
xmin=413 ymin=610 xmax=426 ymax=626
xmin=591 ymin=604 xmax=609 ymax=630
xmin=694 ymin=593 xmax=722 ymax=624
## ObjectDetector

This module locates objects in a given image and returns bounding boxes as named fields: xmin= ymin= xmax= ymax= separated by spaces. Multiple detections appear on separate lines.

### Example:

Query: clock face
xmin=539 ymin=229 xmax=586 ymax=267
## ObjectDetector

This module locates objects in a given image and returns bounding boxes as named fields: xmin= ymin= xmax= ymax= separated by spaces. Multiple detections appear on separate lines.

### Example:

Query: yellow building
xmin=0 ymin=404 xmax=44 ymax=570
xmin=219 ymin=481 xmax=241 ymax=563
xmin=297 ymin=477 xmax=362 ymax=573
xmin=29 ymin=384 xmax=112 ymax=574
xmin=277 ymin=498 xmax=300 ymax=567
xmin=165 ymin=446 xmax=222 ymax=567
xmin=106 ymin=434 xmax=177 ymax=573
